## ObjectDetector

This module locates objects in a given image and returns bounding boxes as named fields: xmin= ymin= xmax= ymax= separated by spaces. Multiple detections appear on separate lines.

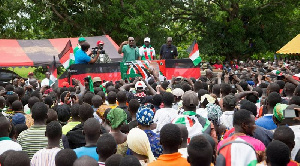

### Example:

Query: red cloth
xmin=213 ymin=64 xmax=223 ymax=70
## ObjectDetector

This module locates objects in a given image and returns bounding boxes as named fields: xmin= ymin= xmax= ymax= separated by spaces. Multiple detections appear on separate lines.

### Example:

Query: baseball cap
xmin=182 ymin=90 xmax=199 ymax=107
xmin=28 ymin=72 xmax=34 ymax=76
xmin=12 ymin=113 xmax=26 ymax=125
xmin=78 ymin=37 xmax=86 ymax=42
xmin=45 ymin=72 xmax=50 ymax=75
xmin=93 ymin=77 xmax=102 ymax=83
xmin=97 ymin=40 xmax=104 ymax=45
xmin=62 ymin=82 xmax=70 ymax=88
xmin=144 ymin=37 xmax=150 ymax=42
xmin=135 ymin=81 xmax=146 ymax=90
xmin=172 ymin=88 xmax=184 ymax=97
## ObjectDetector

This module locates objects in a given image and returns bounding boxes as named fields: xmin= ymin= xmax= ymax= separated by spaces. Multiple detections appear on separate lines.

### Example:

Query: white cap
xmin=135 ymin=81 xmax=146 ymax=90
xmin=144 ymin=37 xmax=150 ymax=42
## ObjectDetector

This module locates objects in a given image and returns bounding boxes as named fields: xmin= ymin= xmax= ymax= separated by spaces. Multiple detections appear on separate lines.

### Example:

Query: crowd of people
xmin=0 ymin=58 xmax=300 ymax=166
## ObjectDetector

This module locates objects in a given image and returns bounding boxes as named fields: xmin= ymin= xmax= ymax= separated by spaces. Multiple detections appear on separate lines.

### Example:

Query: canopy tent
xmin=0 ymin=35 xmax=121 ymax=67
xmin=276 ymin=34 xmax=300 ymax=54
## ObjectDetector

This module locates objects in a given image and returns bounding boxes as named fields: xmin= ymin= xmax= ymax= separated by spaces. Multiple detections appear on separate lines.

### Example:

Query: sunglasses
xmin=129 ymin=40 xmax=134 ymax=42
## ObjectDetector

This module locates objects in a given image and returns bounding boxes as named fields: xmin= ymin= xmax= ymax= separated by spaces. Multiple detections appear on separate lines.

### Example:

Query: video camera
xmin=91 ymin=45 xmax=105 ymax=55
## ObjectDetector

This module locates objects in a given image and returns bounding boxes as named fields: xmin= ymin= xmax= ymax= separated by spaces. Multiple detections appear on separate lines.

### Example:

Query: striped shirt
xmin=17 ymin=125 xmax=48 ymax=159
xmin=31 ymin=147 xmax=61 ymax=166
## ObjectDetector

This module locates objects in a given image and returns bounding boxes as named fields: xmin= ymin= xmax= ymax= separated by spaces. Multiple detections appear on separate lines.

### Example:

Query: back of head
xmin=253 ymin=87 xmax=263 ymax=98
xmin=80 ymin=42 xmax=90 ymax=52
xmin=182 ymin=90 xmax=199 ymax=110
xmin=84 ymin=118 xmax=101 ymax=140
xmin=14 ymin=87 xmax=25 ymax=98
xmin=276 ymin=80 xmax=285 ymax=89
xmin=70 ymin=103 xmax=80 ymax=119
xmin=289 ymin=96 xmax=300 ymax=105
xmin=163 ymin=92 xmax=174 ymax=106
xmin=151 ymin=94 xmax=163 ymax=106
xmin=28 ymin=96 xmax=40 ymax=109
xmin=119 ymin=156 xmax=141 ymax=166
xmin=0 ymin=116 xmax=10 ymax=136
xmin=31 ymin=102 xmax=48 ymax=121
xmin=7 ymin=94 xmax=19 ymax=106
xmin=266 ymin=140 xmax=290 ymax=166
xmin=273 ymin=125 xmax=295 ymax=151
xmin=12 ymin=100 xmax=23 ymax=112
xmin=268 ymin=83 xmax=280 ymax=94
xmin=188 ymin=135 xmax=213 ymax=166
xmin=117 ymin=91 xmax=127 ymax=103
xmin=55 ymin=149 xmax=77 ymax=166
xmin=97 ymin=133 xmax=117 ymax=159
xmin=222 ymin=95 xmax=236 ymax=110
xmin=220 ymin=83 xmax=232 ymax=96
xmin=176 ymin=124 xmax=188 ymax=145
xmin=44 ymin=96 xmax=53 ymax=107
xmin=107 ymin=91 xmax=117 ymax=104
xmin=194 ymin=81 xmax=203 ymax=92
xmin=240 ymin=100 xmax=257 ymax=117
xmin=79 ymin=103 xmax=94 ymax=122
xmin=267 ymin=92 xmax=281 ymax=108
xmin=212 ymin=84 xmax=220 ymax=97
xmin=105 ymin=154 xmax=123 ymax=166
xmin=92 ymin=95 xmax=102 ymax=108
xmin=128 ymin=99 xmax=140 ymax=113
xmin=160 ymin=123 xmax=181 ymax=150
xmin=73 ymin=156 xmax=98 ymax=166
xmin=233 ymin=109 xmax=252 ymax=127
xmin=3 ymin=151 xmax=30 ymax=166
xmin=294 ymin=85 xmax=300 ymax=96
xmin=56 ymin=104 xmax=71 ymax=123
xmin=245 ymin=93 xmax=259 ymax=104
xmin=83 ymin=92 xmax=95 ymax=105
xmin=181 ymin=83 xmax=192 ymax=92
xmin=46 ymin=121 xmax=62 ymax=140
xmin=284 ymin=83 xmax=296 ymax=96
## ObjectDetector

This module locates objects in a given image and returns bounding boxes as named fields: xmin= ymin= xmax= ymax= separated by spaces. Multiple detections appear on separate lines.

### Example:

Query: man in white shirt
xmin=41 ymin=72 xmax=51 ymax=87
xmin=0 ymin=116 xmax=22 ymax=155
xmin=139 ymin=37 xmax=156 ymax=60
xmin=153 ymin=92 xmax=178 ymax=133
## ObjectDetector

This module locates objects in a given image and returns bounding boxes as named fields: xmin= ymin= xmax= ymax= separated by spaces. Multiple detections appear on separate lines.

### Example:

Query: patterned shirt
xmin=31 ymin=147 xmax=61 ymax=166
xmin=17 ymin=125 xmax=48 ymax=159
xmin=144 ymin=130 xmax=163 ymax=158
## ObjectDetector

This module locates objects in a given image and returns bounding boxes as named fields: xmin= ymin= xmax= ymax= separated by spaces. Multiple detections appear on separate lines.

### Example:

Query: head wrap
xmin=136 ymin=106 xmax=154 ymax=126
xmin=206 ymin=103 xmax=222 ymax=125
xmin=127 ymin=128 xmax=155 ymax=162
xmin=107 ymin=108 xmax=127 ymax=129
xmin=273 ymin=103 xmax=288 ymax=122
xmin=200 ymin=94 xmax=216 ymax=104
xmin=96 ymin=105 xmax=110 ymax=119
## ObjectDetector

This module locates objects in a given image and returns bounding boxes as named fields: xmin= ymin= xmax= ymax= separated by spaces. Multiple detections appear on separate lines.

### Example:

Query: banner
xmin=58 ymin=59 xmax=200 ymax=87
xmin=120 ymin=60 xmax=166 ymax=80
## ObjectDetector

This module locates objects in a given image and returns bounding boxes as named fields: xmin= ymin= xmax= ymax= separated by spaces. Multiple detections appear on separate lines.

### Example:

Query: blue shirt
xmin=75 ymin=49 xmax=91 ymax=64
xmin=74 ymin=146 xmax=98 ymax=161
xmin=255 ymin=114 xmax=277 ymax=130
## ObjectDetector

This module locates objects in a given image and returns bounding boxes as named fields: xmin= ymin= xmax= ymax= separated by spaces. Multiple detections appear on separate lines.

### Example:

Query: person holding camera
xmin=118 ymin=37 xmax=141 ymax=62
xmin=74 ymin=42 xmax=100 ymax=64
xmin=91 ymin=40 xmax=111 ymax=63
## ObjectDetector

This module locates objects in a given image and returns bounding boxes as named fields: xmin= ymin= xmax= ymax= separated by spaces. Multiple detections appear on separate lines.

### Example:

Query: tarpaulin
xmin=276 ymin=34 xmax=300 ymax=54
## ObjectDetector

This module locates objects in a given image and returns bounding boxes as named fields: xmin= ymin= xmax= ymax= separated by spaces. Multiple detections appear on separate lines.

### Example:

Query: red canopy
xmin=0 ymin=35 xmax=121 ymax=67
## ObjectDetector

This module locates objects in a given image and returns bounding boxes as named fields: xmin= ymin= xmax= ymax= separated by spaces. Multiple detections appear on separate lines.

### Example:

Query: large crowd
xmin=0 ymin=58 xmax=300 ymax=166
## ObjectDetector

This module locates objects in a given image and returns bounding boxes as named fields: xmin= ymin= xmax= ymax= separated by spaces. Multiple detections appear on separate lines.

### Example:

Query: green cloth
xmin=62 ymin=121 xmax=81 ymax=135
xmin=0 ymin=137 xmax=11 ymax=141
xmin=73 ymin=46 xmax=80 ymax=55
xmin=107 ymin=108 xmax=127 ymax=129
xmin=78 ymin=37 xmax=86 ymax=42
xmin=87 ymin=76 xmax=94 ymax=93
xmin=122 ymin=45 xmax=140 ymax=62
xmin=273 ymin=103 xmax=288 ymax=122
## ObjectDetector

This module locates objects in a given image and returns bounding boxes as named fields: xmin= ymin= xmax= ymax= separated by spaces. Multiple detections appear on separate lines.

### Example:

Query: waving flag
xmin=58 ymin=40 xmax=74 ymax=69
xmin=187 ymin=40 xmax=201 ymax=66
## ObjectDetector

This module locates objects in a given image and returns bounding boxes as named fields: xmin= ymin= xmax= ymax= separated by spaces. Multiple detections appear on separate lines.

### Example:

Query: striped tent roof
xmin=0 ymin=35 xmax=121 ymax=67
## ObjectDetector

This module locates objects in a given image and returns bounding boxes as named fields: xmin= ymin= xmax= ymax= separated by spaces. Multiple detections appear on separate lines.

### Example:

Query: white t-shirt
xmin=0 ymin=139 xmax=22 ymax=155
xmin=178 ymin=148 xmax=188 ymax=158
xmin=31 ymin=147 xmax=61 ymax=166
xmin=153 ymin=107 xmax=178 ymax=133
xmin=196 ymin=108 xmax=208 ymax=119
xmin=41 ymin=78 xmax=50 ymax=87
xmin=220 ymin=111 xmax=235 ymax=129
xmin=290 ymin=125 xmax=300 ymax=160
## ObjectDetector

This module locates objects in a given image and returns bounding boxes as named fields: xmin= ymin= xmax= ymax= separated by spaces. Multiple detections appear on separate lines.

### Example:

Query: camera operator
xmin=74 ymin=42 xmax=100 ymax=64
xmin=91 ymin=40 xmax=111 ymax=63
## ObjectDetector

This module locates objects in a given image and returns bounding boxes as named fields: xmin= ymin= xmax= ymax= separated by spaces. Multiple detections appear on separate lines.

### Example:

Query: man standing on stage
xmin=160 ymin=37 xmax=178 ymax=60
xmin=75 ymin=42 xmax=100 ymax=64
xmin=73 ymin=37 xmax=86 ymax=55
xmin=118 ymin=37 xmax=141 ymax=62
xmin=139 ymin=37 xmax=156 ymax=60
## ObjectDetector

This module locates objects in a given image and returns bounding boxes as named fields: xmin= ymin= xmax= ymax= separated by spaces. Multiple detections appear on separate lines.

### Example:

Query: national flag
xmin=49 ymin=56 xmax=57 ymax=86
xmin=187 ymin=40 xmax=201 ymax=66
xmin=58 ymin=40 xmax=74 ymax=69
xmin=217 ymin=136 xmax=257 ymax=166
